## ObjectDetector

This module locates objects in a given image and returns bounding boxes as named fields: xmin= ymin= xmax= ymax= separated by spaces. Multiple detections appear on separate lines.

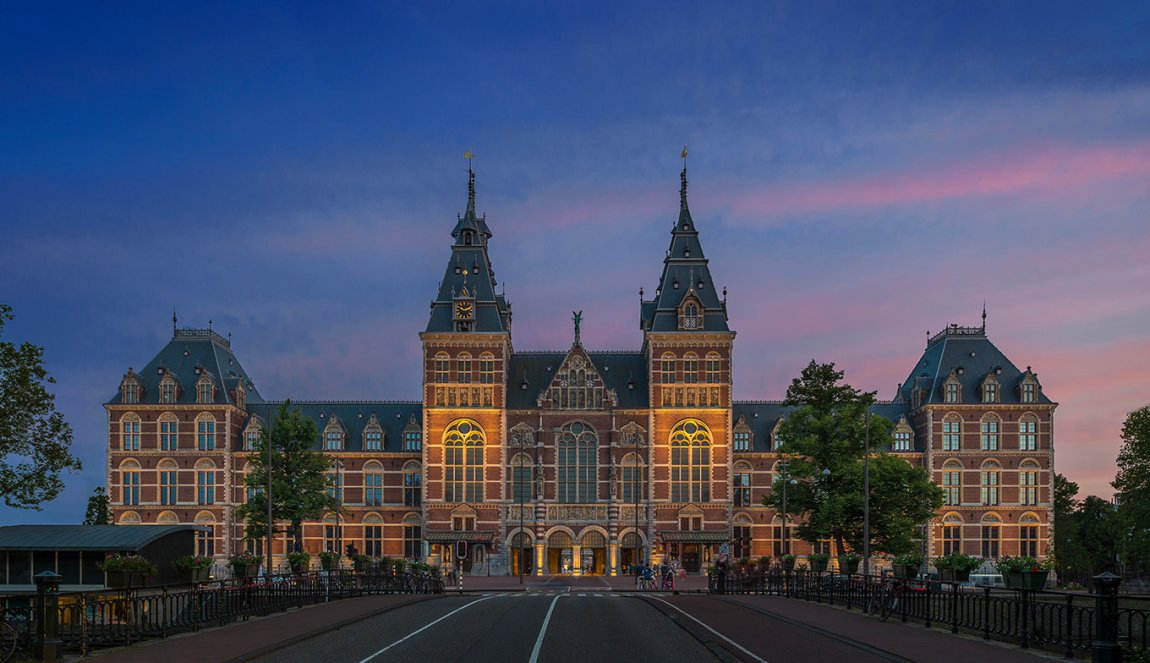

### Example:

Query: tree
xmin=764 ymin=360 xmax=942 ymax=558
xmin=1051 ymin=473 xmax=1082 ymax=580
xmin=1113 ymin=405 xmax=1150 ymax=573
xmin=0 ymin=304 xmax=82 ymax=509
xmin=83 ymin=486 xmax=113 ymax=525
xmin=238 ymin=402 xmax=341 ymax=553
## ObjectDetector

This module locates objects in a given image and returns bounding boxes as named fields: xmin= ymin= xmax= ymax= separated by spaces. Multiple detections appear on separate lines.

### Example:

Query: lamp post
xmin=332 ymin=459 xmax=345 ymax=560
xmin=863 ymin=408 xmax=871 ymax=577
xmin=265 ymin=403 xmax=274 ymax=575
xmin=780 ymin=466 xmax=797 ymax=557
xmin=517 ymin=452 xmax=525 ymax=584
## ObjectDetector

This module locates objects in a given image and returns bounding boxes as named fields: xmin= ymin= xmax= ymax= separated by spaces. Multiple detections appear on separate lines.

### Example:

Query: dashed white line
xmin=527 ymin=594 xmax=561 ymax=663
xmin=648 ymin=596 xmax=769 ymax=663
xmin=356 ymin=595 xmax=495 ymax=663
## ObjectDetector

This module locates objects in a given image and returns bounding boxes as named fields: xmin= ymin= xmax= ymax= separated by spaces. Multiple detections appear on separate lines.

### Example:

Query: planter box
xmin=232 ymin=563 xmax=259 ymax=578
xmin=321 ymin=558 xmax=339 ymax=571
xmin=290 ymin=563 xmax=308 ymax=574
xmin=839 ymin=559 xmax=860 ymax=575
xmin=809 ymin=559 xmax=829 ymax=573
xmin=782 ymin=559 xmax=796 ymax=572
xmin=106 ymin=570 xmax=146 ymax=589
xmin=1004 ymin=572 xmax=1024 ymax=589
xmin=1020 ymin=570 xmax=1049 ymax=591
xmin=179 ymin=567 xmax=210 ymax=584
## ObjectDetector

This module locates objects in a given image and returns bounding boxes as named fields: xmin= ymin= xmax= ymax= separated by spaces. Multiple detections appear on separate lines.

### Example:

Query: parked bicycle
xmin=867 ymin=571 xmax=903 ymax=622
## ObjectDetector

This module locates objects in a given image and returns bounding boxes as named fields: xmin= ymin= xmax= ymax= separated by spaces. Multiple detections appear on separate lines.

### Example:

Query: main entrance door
xmin=578 ymin=530 xmax=606 ymax=575
xmin=547 ymin=531 xmax=574 ymax=574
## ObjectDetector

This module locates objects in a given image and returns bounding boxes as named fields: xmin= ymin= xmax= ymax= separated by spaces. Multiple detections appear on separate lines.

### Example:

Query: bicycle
xmin=1 ymin=618 xmax=20 ymax=663
xmin=867 ymin=571 xmax=902 ymax=622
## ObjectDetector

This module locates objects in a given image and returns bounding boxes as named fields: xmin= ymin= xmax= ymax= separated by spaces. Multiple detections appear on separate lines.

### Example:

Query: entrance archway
xmin=509 ymin=531 xmax=534 ymax=576
xmin=620 ymin=530 xmax=645 ymax=574
xmin=578 ymin=530 xmax=607 ymax=575
xmin=547 ymin=530 xmax=574 ymax=574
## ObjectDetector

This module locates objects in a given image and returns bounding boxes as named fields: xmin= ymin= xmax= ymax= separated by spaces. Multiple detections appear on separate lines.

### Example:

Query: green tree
xmin=83 ymin=486 xmax=112 ymax=525
xmin=764 ymin=360 xmax=942 ymax=558
xmin=0 ymin=304 xmax=82 ymax=509
xmin=1051 ymin=473 xmax=1083 ymax=580
xmin=1113 ymin=405 xmax=1150 ymax=573
xmin=238 ymin=402 xmax=341 ymax=553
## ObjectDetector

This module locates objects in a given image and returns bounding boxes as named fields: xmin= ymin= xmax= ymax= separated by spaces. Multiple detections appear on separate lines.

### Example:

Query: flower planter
xmin=179 ymin=567 xmax=210 ymax=584
xmin=1020 ymin=570 xmax=1049 ymax=591
xmin=1004 ymin=572 xmax=1024 ymax=589
xmin=782 ymin=558 xmax=796 ymax=572
xmin=809 ymin=559 xmax=829 ymax=573
xmin=290 ymin=563 xmax=308 ymax=574
xmin=106 ymin=570 xmax=146 ymax=589
xmin=839 ymin=558 xmax=860 ymax=575
xmin=321 ymin=558 xmax=339 ymax=571
xmin=232 ymin=563 xmax=259 ymax=578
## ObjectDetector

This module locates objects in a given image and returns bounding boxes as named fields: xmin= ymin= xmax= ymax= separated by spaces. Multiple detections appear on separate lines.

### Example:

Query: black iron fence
xmin=1 ymin=569 xmax=443 ymax=660
xmin=708 ymin=570 xmax=1143 ymax=660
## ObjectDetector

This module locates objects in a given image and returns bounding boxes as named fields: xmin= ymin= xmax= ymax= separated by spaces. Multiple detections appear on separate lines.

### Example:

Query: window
xmin=733 ymin=426 xmax=752 ymax=452
xmin=160 ymin=377 xmax=176 ymax=404
xmin=705 ymin=353 xmax=720 ymax=383
xmin=1019 ymin=415 xmax=1038 ymax=451
xmin=893 ymin=428 xmax=912 ymax=451
xmin=324 ymin=419 xmax=344 ymax=451
xmin=197 ymin=377 xmax=213 ymax=404
xmin=621 ymin=453 xmax=645 ymax=504
xmin=364 ymin=421 xmax=383 ymax=451
xmin=364 ymin=462 xmax=384 ymax=506
xmin=733 ymin=465 xmax=752 ymax=507
xmin=404 ymin=515 xmax=422 ymax=560
xmin=122 ymin=463 xmax=140 ymax=505
xmin=679 ymin=299 xmax=702 ymax=330
xmin=452 ymin=513 xmax=476 ymax=531
xmin=558 ymin=421 xmax=597 ymax=503
xmin=661 ymin=353 xmax=676 ymax=384
xmin=1021 ymin=381 xmax=1036 ymax=403
xmin=771 ymin=419 xmax=786 ymax=451
xmin=679 ymin=514 xmax=703 ymax=531
xmin=1020 ymin=514 xmax=1040 ymax=557
xmin=941 ymin=514 xmax=963 ymax=556
xmin=197 ymin=465 xmax=215 ymax=505
xmin=980 ymin=415 xmax=1000 ymax=451
xmin=982 ymin=378 xmax=999 ymax=403
xmin=326 ymin=469 xmax=344 ymax=503
xmin=980 ymin=460 xmax=1001 ymax=506
xmin=364 ymin=518 xmax=383 ymax=558
xmin=444 ymin=419 xmax=485 ymax=502
xmin=121 ymin=379 xmax=139 ymax=404
xmin=403 ymin=421 xmax=422 ymax=451
xmin=670 ymin=419 xmax=711 ymax=502
xmin=159 ymin=462 xmax=178 ymax=505
xmin=435 ymin=353 xmax=450 ymax=383
xmin=510 ymin=454 xmax=532 ymax=503
xmin=772 ymin=519 xmax=793 ymax=558
xmin=943 ymin=460 xmax=962 ymax=506
xmin=479 ymin=353 xmax=495 ymax=384
xmin=733 ymin=523 xmax=752 ymax=559
xmin=197 ymin=415 xmax=216 ymax=450
xmin=121 ymin=414 xmax=141 ymax=451
xmin=403 ymin=461 xmax=422 ymax=507
xmin=323 ymin=515 xmax=341 ymax=553
xmin=944 ymin=373 xmax=961 ymax=403
xmin=242 ymin=420 xmax=260 ymax=451
xmin=457 ymin=353 xmax=472 ymax=384
xmin=942 ymin=415 xmax=961 ymax=451
xmin=981 ymin=514 xmax=1001 ymax=559
xmin=1020 ymin=460 xmax=1039 ymax=506
xmin=195 ymin=514 xmax=216 ymax=557
xmin=683 ymin=353 xmax=698 ymax=384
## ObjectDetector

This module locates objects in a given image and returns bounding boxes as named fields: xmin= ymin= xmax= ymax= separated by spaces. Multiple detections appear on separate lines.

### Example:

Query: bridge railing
xmin=707 ymin=569 xmax=1146 ymax=660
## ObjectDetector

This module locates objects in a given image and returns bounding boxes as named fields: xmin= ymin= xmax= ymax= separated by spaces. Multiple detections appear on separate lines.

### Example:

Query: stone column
xmin=571 ymin=544 xmax=582 ymax=577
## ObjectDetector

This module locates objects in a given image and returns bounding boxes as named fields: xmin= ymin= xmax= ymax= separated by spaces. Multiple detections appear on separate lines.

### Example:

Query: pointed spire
xmin=981 ymin=301 xmax=987 ymax=331
xmin=172 ymin=307 xmax=177 ymax=336
xmin=467 ymin=166 xmax=476 ymax=216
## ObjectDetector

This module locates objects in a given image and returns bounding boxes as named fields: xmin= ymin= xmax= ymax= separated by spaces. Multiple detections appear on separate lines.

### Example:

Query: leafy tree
xmin=764 ymin=360 xmax=942 ymax=558
xmin=83 ymin=486 xmax=113 ymax=525
xmin=0 ymin=304 xmax=82 ymax=509
xmin=238 ymin=402 xmax=341 ymax=553
xmin=1051 ymin=473 xmax=1082 ymax=579
xmin=1113 ymin=405 xmax=1150 ymax=573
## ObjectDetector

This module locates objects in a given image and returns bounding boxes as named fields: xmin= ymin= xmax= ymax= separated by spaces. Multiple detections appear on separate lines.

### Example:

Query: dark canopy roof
xmin=0 ymin=525 xmax=207 ymax=551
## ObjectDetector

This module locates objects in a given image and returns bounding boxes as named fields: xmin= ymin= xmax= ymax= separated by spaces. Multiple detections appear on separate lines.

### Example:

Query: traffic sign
xmin=719 ymin=543 xmax=730 ymax=555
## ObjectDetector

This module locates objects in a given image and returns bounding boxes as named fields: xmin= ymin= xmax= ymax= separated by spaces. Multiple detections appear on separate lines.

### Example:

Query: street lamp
xmin=779 ymin=465 xmax=798 ymax=557
xmin=863 ymin=408 xmax=871 ymax=577
xmin=517 ymin=451 xmax=525 ymax=584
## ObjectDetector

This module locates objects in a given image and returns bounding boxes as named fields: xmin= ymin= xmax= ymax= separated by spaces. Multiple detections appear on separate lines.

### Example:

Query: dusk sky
xmin=2 ymin=2 xmax=1148 ymax=524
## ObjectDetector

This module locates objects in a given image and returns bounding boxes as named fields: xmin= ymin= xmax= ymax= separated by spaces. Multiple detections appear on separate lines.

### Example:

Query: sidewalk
xmin=456 ymin=572 xmax=711 ymax=592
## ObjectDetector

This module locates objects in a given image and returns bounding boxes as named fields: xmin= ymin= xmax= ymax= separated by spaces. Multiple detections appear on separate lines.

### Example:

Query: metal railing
xmin=707 ymin=570 xmax=1146 ymax=659
xmin=1 ymin=569 xmax=443 ymax=660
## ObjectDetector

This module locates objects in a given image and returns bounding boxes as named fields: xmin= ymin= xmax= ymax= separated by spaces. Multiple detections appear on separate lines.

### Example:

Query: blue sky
xmin=2 ymin=2 xmax=1149 ymax=523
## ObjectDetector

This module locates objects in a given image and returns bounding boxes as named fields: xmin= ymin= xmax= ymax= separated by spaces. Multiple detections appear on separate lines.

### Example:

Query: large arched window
xmin=940 ymin=512 xmax=963 ymax=555
xmin=942 ymin=459 xmax=963 ymax=506
xmin=195 ymin=459 xmax=217 ymax=505
xmin=942 ymin=413 xmax=962 ymax=451
xmin=363 ymin=512 xmax=384 ymax=558
xmin=509 ymin=453 xmax=533 ymax=503
xmin=403 ymin=460 xmax=422 ymax=507
xmin=158 ymin=412 xmax=178 ymax=450
xmin=620 ymin=452 xmax=645 ymax=504
xmin=158 ymin=459 xmax=178 ymax=505
xmin=670 ymin=419 xmax=711 ymax=502
xmin=457 ymin=353 xmax=472 ymax=384
xmin=403 ymin=513 xmax=422 ymax=560
xmin=980 ymin=414 xmax=1001 ymax=451
xmin=444 ymin=419 xmax=484 ymax=502
xmin=120 ymin=459 xmax=141 ymax=505
xmin=683 ymin=353 xmax=699 ymax=384
xmin=364 ymin=460 xmax=384 ymax=507
xmin=194 ymin=511 xmax=216 ymax=556
xmin=323 ymin=417 xmax=345 ymax=451
xmin=980 ymin=459 xmax=1002 ymax=506
xmin=434 ymin=352 xmax=450 ymax=383
xmin=981 ymin=513 xmax=1002 ymax=559
xmin=196 ymin=413 xmax=216 ymax=450
xmin=558 ymin=421 xmax=597 ymax=503
xmin=733 ymin=461 xmax=752 ymax=507
xmin=1020 ymin=512 xmax=1041 ymax=557
xmin=121 ymin=413 xmax=141 ymax=451
xmin=1020 ymin=459 xmax=1040 ymax=506
xmin=1019 ymin=414 xmax=1038 ymax=451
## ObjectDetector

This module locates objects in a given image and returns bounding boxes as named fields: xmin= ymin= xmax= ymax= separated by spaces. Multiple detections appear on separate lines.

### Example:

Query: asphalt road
xmin=253 ymin=591 xmax=726 ymax=663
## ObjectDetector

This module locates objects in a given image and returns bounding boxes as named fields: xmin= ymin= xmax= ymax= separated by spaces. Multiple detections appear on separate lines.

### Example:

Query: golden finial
xmin=464 ymin=148 xmax=474 ymax=168
xmin=681 ymin=145 xmax=688 ymax=160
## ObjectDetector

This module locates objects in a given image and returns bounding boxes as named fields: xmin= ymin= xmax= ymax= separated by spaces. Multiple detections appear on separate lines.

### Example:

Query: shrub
xmin=286 ymin=551 xmax=311 ymax=568
xmin=892 ymin=553 xmax=923 ymax=567
xmin=229 ymin=551 xmax=263 ymax=566
xmin=318 ymin=551 xmax=341 ymax=563
xmin=808 ymin=553 xmax=831 ymax=563
xmin=934 ymin=552 xmax=982 ymax=573
xmin=99 ymin=554 xmax=158 ymax=575
xmin=996 ymin=556 xmax=1050 ymax=574
xmin=172 ymin=555 xmax=213 ymax=572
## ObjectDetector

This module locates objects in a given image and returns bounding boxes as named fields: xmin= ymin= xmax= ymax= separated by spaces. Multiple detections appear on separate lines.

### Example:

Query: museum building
xmin=105 ymin=167 xmax=1055 ymax=575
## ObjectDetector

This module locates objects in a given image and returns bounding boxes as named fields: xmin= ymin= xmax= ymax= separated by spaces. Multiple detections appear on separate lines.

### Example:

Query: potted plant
xmin=934 ymin=552 xmax=982 ymax=583
xmin=318 ymin=550 xmax=341 ymax=571
xmin=757 ymin=555 xmax=772 ymax=571
xmin=393 ymin=559 xmax=408 ymax=575
xmin=172 ymin=555 xmax=213 ymax=583
xmin=351 ymin=553 xmax=372 ymax=572
xmin=891 ymin=553 xmax=922 ymax=579
xmin=808 ymin=553 xmax=831 ymax=573
xmin=287 ymin=551 xmax=311 ymax=574
xmin=838 ymin=553 xmax=862 ymax=575
xmin=100 ymin=553 xmax=158 ymax=588
xmin=996 ymin=556 xmax=1049 ymax=590
xmin=377 ymin=556 xmax=392 ymax=574
xmin=737 ymin=556 xmax=751 ymax=572
xmin=229 ymin=551 xmax=262 ymax=578
xmin=781 ymin=554 xmax=796 ymax=572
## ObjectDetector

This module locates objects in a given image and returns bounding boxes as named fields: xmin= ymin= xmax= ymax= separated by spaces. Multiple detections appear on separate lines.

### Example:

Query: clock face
xmin=456 ymin=301 xmax=473 ymax=319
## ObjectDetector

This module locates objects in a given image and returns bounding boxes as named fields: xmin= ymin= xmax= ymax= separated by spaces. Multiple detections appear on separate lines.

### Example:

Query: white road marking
xmin=527 ymin=594 xmax=561 ymax=663
xmin=356 ymin=595 xmax=495 ymax=663
xmin=649 ymin=596 xmax=770 ymax=663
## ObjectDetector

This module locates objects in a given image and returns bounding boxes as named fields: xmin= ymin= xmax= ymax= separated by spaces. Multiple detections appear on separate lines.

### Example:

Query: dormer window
xmin=121 ymin=378 xmax=139 ymax=404
xmin=771 ymin=417 xmax=786 ymax=450
xmin=943 ymin=371 xmax=962 ymax=404
xmin=323 ymin=417 xmax=345 ymax=451
xmin=1019 ymin=370 xmax=1040 ymax=404
xmin=364 ymin=416 xmax=384 ymax=451
xmin=235 ymin=383 xmax=246 ymax=408
xmin=678 ymin=296 xmax=702 ymax=330
xmin=197 ymin=376 xmax=215 ymax=404
xmin=160 ymin=376 xmax=177 ymax=404
xmin=733 ymin=417 xmax=752 ymax=451
xmin=981 ymin=373 xmax=999 ymax=403
xmin=403 ymin=416 xmax=422 ymax=451
xmin=892 ymin=417 xmax=913 ymax=451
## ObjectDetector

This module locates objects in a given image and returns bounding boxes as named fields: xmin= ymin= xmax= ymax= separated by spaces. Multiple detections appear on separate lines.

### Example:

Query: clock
xmin=456 ymin=300 xmax=473 ymax=319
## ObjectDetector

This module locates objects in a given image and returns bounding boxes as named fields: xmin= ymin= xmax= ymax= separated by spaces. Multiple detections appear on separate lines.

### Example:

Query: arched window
xmin=705 ymin=353 xmax=721 ymax=383
xmin=981 ymin=513 xmax=1002 ymax=559
xmin=323 ymin=513 xmax=341 ymax=553
xmin=121 ymin=376 xmax=140 ymax=404
xmin=1020 ymin=459 xmax=1040 ymax=506
xmin=479 ymin=352 xmax=495 ymax=384
xmin=363 ymin=512 xmax=384 ymax=558
xmin=1020 ymin=512 xmax=1041 ymax=556
xmin=158 ymin=412 xmax=179 ymax=451
xmin=940 ymin=512 xmax=963 ymax=555
xmin=119 ymin=510 xmax=141 ymax=524
xmin=679 ymin=296 xmax=702 ymax=330
xmin=733 ymin=417 xmax=752 ymax=452
xmin=943 ymin=371 xmax=962 ymax=404
xmin=403 ymin=415 xmax=422 ymax=451
xmin=157 ymin=510 xmax=178 ymax=524
xmin=670 ymin=419 xmax=711 ymax=502
xmin=197 ymin=376 xmax=214 ymax=404
xmin=323 ymin=417 xmax=345 ymax=451
xmin=733 ymin=461 xmax=752 ymax=507
xmin=558 ymin=421 xmax=597 ymax=503
xmin=403 ymin=460 xmax=422 ymax=507
xmin=683 ymin=353 xmax=699 ymax=384
xmin=892 ymin=417 xmax=913 ymax=451
xmin=403 ymin=513 xmax=422 ymax=560
xmin=661 ymin=352 xmax=676 ymax=384
xmin=732 ymin=513 xmax=753 ymax=559
xmin=159 ymin=458 xmax=178 ymax=505
xmin=942 ymin=459 xmax=963 ymax=506
xmin=981 ymin=373 xmax=1000 ymax=403
xmin=620 ymin=452 xmax=645 ymax=504
xmin=196 ymin=413 xmax=216 ymax=450
xmin=435 ymin=352 xmax=450 ymax=383
xmin=121 ymin=413 xmax=141 ymax=451
xmin=771 ymin=417 xmax=786 ymax=451
xmin=942 ymin=414 xmax=962 ymax=451
xmin=509 ymin=453 xmax=533 ymax=503
xmin=195 ymin=459 xmax=217 ymax=505
xmin=194 ymin=511 xmax=216 ymax=556
xmin=444 ymin=419 xmax=485 ymax=502
xmin=1019 ymin=414 xmax=1038 ymax=451
xmin=457 ymin=353 xmax=472 ymax=384
xmin=980 ymin=459 xmax=1001 ymax=506
xmin=364 ymin=416 xmax=384 ymax=451
xmin=364 ymin=460 xmax=384 ymax=506
xmin=120 ymin=459 xmax=141 ymax=505
xmin=160 ymin=375 xmax=177 ymax=404
xmin=980 ymin=414 xmax=1000 ymax=451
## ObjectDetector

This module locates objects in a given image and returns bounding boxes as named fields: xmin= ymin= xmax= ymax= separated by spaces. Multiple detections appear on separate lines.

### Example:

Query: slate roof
xmin=641 ymin=168 xmax=730 ymax=333
xmin=732 ymin=400 xmax=916 ymax=452
xmin=0 ymin=525 xmax=207 ymax=551
xmin=897 ymin=323 xmax=1053 ymax=406
xmin=248 ymin=401 xmax=423 ymax=453
xmin=106 ymin=328 xmax=264 ymax=406
xmin=507 ymin=350 xmax=649 ymax=409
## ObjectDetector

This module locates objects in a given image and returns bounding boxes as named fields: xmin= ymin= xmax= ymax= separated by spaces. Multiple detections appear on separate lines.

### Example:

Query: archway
xmin=578 ymin=529 xmax=607 ymax=575
xmin=547 ymin=530 xmax=574 ymax=574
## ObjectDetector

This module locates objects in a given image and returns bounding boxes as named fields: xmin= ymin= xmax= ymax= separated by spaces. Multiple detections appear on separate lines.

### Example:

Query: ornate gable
xmin=535 ymin=347 xmax=618 ymax=410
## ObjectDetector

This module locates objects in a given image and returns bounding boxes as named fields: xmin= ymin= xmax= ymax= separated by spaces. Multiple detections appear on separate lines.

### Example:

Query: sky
xmin=2 ymin=2 xmax=1148 ymax=524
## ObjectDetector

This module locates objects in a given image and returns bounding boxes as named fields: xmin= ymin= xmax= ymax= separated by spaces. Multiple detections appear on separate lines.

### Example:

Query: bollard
xmin=34 ymin=570 xmax=63 ymax=663
xmin=1092 ymin=571 xmax=1122 ymax=663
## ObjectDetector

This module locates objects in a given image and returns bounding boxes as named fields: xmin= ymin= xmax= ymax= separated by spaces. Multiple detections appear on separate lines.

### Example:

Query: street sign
xmin=456 ymin=540 xmax=469 ymax=560
xmin=719 ymin=543 xmax=730 ymax=555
